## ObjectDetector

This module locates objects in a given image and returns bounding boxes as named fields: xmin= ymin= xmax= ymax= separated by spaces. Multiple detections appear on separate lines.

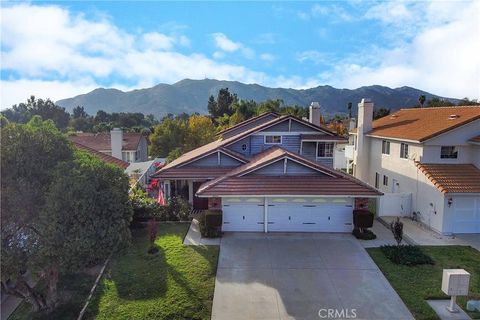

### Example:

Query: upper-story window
xmin=382 ymin=140 xmax=390 ymax=155
xmin=264 ymin=135 xmax=282 ymax=144
xmin=317 ymin=142 xmax=334 ymax=158
xmin=440 ymin=146 xmax=458 ymax=159
xmin=383 ymin=175 xmax=389 ymax=186
xmin=400 ymin=143 xmax=409 ymax=159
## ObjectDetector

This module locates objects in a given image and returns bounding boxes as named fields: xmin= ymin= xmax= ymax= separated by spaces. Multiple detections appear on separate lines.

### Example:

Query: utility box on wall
xmin=442 ymin=269 xmax=470 ymax=296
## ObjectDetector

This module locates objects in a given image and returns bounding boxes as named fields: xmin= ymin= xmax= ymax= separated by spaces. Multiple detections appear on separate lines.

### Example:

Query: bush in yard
xmin=162 ymin=196 xmax=191 ymax=221
xmin=129 ymin=187 xmax=163 ymax=227
xmin=380 ymin=245 xmax=434 ymax=266
xmin=352 ymin=210 xmax=376 ymax=240
xmin=352 ymin=228 xmax=377 ymax=240
xmin=198 ymin=211 xmax=222 ymax=238
xmin=390 ymin=217 xmax=404 ymax=245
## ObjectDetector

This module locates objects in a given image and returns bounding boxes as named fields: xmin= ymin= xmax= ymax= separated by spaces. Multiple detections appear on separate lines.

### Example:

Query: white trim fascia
xmin=366 ymin=134 xmax=421 ymax=144
xmin=253 ymin=132 xmax=313 ymax=136
xmin=177 ymin=149 xmax=247 ymax=168
xmin=198 ymin=194 xmax=382 ymax=198
xmin=445 ymin=192 xmax=480 ymax=196
xmin=238 ymin=155 xmax=336 ymax=178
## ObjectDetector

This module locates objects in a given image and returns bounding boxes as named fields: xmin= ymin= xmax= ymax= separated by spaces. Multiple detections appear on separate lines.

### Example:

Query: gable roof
xmin=415 ymin=162 xmax=480 ymax=194
xmin=69 ymin=132 xmax=144 ymax=151
xmin=468 ymin=135 xmax=480 ymax=145
xmin=197 ymin=146 xmax=382 ymax=197
xmin=157 ymin=114 xmax=338 ymax=173
xmin=73 ymin=142 xmax=130 ymax=169
xmin=217 ymin=112 xmax=280 ymax=136
xmin=350 ymin=106 xmax=480 ymax=142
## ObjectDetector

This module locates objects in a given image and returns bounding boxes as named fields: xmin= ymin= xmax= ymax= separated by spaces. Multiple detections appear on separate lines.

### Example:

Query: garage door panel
xmin=452 ymin=196 xmax=480 ymax=234
xmin=267 ymin=200 xmax=353 ymax=233
xmin=222 ymin=198 xmax=264 ymax=232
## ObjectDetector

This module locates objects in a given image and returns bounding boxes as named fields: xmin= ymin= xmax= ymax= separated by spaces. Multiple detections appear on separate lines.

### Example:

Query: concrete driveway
xmin=212 ymin=233 xmax=413 ymax=320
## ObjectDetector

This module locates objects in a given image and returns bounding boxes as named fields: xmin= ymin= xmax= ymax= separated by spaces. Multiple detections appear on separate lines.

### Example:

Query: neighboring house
xmin=154 ymin=103 xmax=382 ymax=233
xmin=69 ymin=128 xmax=148 ymax=163
xmin=347 ymin=99 xmax=480 ymax=234
xmin=73 ymin=141 xmax=130 ymax=169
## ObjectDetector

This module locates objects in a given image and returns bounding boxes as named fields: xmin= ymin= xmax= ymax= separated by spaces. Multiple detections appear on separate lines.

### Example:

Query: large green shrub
xmin=380 ymin=245 xmax=434 ymax=266
xmin=198 ymin=210 xmax=222 ymax=238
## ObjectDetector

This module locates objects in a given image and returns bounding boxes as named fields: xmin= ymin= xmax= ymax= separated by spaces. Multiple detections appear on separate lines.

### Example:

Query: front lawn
xmin=85 ymin=223 xmax=219 ymax=320
xmin=368 ymin=246 xmax=480 ymax=320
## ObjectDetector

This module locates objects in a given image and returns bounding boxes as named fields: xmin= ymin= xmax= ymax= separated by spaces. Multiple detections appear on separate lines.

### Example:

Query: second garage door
xmin=267 ymin=198 xmax=353 ymax=232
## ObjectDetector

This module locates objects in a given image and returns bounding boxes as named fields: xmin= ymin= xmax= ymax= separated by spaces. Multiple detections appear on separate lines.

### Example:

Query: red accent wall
xmin=354 ymin=198 xmax=369 ymax=210
xmin=208 ymin=197 xmax=222 ymax=210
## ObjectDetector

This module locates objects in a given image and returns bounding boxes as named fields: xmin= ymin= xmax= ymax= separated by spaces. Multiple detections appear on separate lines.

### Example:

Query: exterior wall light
xmin=448 ymin=198 xmax=453 ymax=207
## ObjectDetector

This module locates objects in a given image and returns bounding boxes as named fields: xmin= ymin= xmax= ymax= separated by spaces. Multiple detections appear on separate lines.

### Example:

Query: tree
xmin=184 ymin=115 xmax=216 ymax=151
xmin=418 ymin=95 xmax=426 ymax=108
xmin=347 ymin=102 xmax=353 ymax=118
xmin=426 ymin=97 xmax=453 ymax=108
xmin=390 ymin=218 xmax=404 ymax=245
xmin=1 ymin=117 xmax=73 ymax=310
xmin=373 ymin=107 xmax=391 ymax=120
xmin=149 ymin=116 xmax=187 ymax=157
xmin=1 ymin=119 xmax=132 ymax=311
xmin=207 ymin=88 xmax=238 ymax=118
xmin=1 ymin=96 xmax=70 ymax=129
xmin=457 ymin=97 xmax=480 ymax=106
xmin=37 ymin=150 xmax=132 ymax=305
xmin=72 ymin=106 xmax=88 ymax=119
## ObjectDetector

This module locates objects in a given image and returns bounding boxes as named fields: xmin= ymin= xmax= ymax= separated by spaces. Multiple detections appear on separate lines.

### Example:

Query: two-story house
xmin=348 ymin=99 xmax=480 ymax=234
xmin=154 ymin=103 xmax=382 ymax=233
xmin=69 ymin=128 xmax=148 ymax=163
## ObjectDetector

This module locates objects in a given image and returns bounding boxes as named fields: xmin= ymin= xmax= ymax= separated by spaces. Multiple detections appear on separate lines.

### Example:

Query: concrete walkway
xmin=183 ymin=218 xmax=220 ymax=246
xmin=358 ymin=219 xmax=397 ymax=248
xmin=380 ymin=216 xmax=480 ymax=251
xmin=0 ymin=273 xmax=36 ymax=320
xmin=212 ymin=232 xmax=413 ymax=320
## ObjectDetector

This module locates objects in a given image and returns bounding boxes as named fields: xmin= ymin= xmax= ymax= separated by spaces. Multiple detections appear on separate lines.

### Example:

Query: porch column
xmin=264 ymin=197 xmax=268 ymax=233
xmin=188 ymin=180 xmax=194 ymax=204
xmin=164 ymin=180 xmax=171 ymax=199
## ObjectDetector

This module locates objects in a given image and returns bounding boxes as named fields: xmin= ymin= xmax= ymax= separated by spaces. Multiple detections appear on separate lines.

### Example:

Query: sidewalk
xmin=183 ymin=218 xmax=220 ymax=246
xmin=358 ymin=219 xmax=398 ymax=248
xmin=0 ymin=273 xmax=36 ymax=320
xmin=380 ymin=216 xmax=479 ymax=251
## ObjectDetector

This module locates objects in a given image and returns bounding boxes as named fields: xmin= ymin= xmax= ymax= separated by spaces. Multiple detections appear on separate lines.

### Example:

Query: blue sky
xmin=1 ymin=1 xmax=479 ymax=109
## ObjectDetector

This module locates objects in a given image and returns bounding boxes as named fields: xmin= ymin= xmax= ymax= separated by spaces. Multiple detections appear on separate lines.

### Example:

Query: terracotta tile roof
xmin=158 ymin=114 xmax=338 ymax=173
xmin=217 ymin=112 xmax=280 ymax=135
xmin=154 ymin=167 xmax=236 ymax=179
xmin=415 ymin=162 xmax=480 ymax=193
xmin=69 ymin=132 xmax=143 ymax=151
xmin=300 ymin=134 xmax=348 ymax=142
xmin=73 ymin=142 xmax=130 ymax=169
xmin=197 ymin=176 xmax=382 ymax=196
xmin=350 ymin=106 xmax=480 ymax=142
xmin=468 ymin=135 xmax=480 ymax=144
xmin=197 ymin=146 xmax=382 ymax=197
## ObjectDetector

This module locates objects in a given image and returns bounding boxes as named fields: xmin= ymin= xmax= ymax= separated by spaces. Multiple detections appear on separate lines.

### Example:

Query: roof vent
xmin=448 ymin=114 xmax=460 ymax=120
xmin=390 ymin=114 xmax=399 ymax=119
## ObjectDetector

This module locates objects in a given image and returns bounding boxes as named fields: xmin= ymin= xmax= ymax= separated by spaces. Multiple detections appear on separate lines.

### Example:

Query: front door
xmin=193 ymin=181 xmax=209 ymax=210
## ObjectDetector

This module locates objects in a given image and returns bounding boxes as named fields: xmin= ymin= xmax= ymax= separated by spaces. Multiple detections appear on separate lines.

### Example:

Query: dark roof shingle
xmin=415 ymin=162 xmax=480 ymax=193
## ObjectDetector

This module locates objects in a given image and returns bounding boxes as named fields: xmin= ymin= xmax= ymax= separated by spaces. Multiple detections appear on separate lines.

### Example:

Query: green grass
xmin=368 ymin=246 xmax=480 ymax=320
xmin=85 ymin=223 xmax=219 ymax=320
xmin=8 ymin=273 xmax=97 ymax=320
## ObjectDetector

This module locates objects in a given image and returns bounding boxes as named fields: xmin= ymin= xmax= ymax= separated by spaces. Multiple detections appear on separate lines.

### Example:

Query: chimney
xmin=357 ymin=98 xmax=373 ymax=134
xmin=354 ymin=98 xmax=374 ymax=182
xmin=309 ymin=102 xmax=321 ymax=126
xmin=110 ymin=128 xmax=123 ymax=160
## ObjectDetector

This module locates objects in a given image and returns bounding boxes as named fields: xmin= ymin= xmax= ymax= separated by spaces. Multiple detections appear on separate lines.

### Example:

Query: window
xmin=241 ymin=143 xmax=247 ymax=151
xmin=400 ymin=143 xmax=409 ymax=159
xmin=265 ymin=135 xmax=282 ymax=144
xmin=382 ymin=140 xmax=390 ymax=155
xmin=441 ymin=146 xmax=458 ymax=159
xmin=317 ymin=142 xmax=334 ymax=158
xmin=383 ymin=175 xmax=388 ymax=186
xmin=375 ymin=172 xmax=380 ymax=188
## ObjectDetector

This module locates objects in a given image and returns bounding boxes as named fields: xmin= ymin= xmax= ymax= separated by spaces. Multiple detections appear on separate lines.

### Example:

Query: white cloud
xmin=142 ymin=32 xmax=176 ymax=50
xmin=298 ymin=4 xmax=354 ymax=22
xmin=321 ymin=1 xmax=480 ymax=98
xmin=212 ymin=32 xmax=242 ymax=52
xmin=260 ymin=53 xmax=275 ymax=62
xmin=296 ymin=50 xmax=329 ymax=65
xmin=211 ymin=32 xmax=255 ymax=59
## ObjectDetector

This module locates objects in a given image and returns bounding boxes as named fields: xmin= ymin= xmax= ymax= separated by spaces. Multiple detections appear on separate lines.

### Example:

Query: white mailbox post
xmin=441 ymin=269 xmax=470 ymax=312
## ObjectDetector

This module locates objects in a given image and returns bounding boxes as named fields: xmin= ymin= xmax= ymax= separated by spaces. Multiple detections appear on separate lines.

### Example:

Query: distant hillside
xmin=56 ymin=79 xmax=457 ymax=118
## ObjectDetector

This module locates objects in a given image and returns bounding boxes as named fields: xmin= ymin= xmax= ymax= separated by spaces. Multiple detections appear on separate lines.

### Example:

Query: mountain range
xmin=56 ymin=79 xmax=457 ymax=118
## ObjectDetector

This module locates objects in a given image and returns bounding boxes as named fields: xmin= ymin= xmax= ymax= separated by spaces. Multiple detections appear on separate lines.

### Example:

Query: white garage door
xmin=222 ymin=198 xmax=264 ymax=232
xmin=452 ymin=196 xmax=480 ymax=234
xmin=268 ymin=198 xmax=353 ymax=233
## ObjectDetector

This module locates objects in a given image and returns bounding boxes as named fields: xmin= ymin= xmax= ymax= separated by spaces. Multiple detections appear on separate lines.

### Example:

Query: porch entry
xmin=193 ymin=181 xmax=209 ymax=210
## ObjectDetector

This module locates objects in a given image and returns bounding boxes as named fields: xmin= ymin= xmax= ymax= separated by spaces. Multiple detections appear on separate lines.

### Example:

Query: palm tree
xmin=418 ymin=95 xmax=426 ymax=108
